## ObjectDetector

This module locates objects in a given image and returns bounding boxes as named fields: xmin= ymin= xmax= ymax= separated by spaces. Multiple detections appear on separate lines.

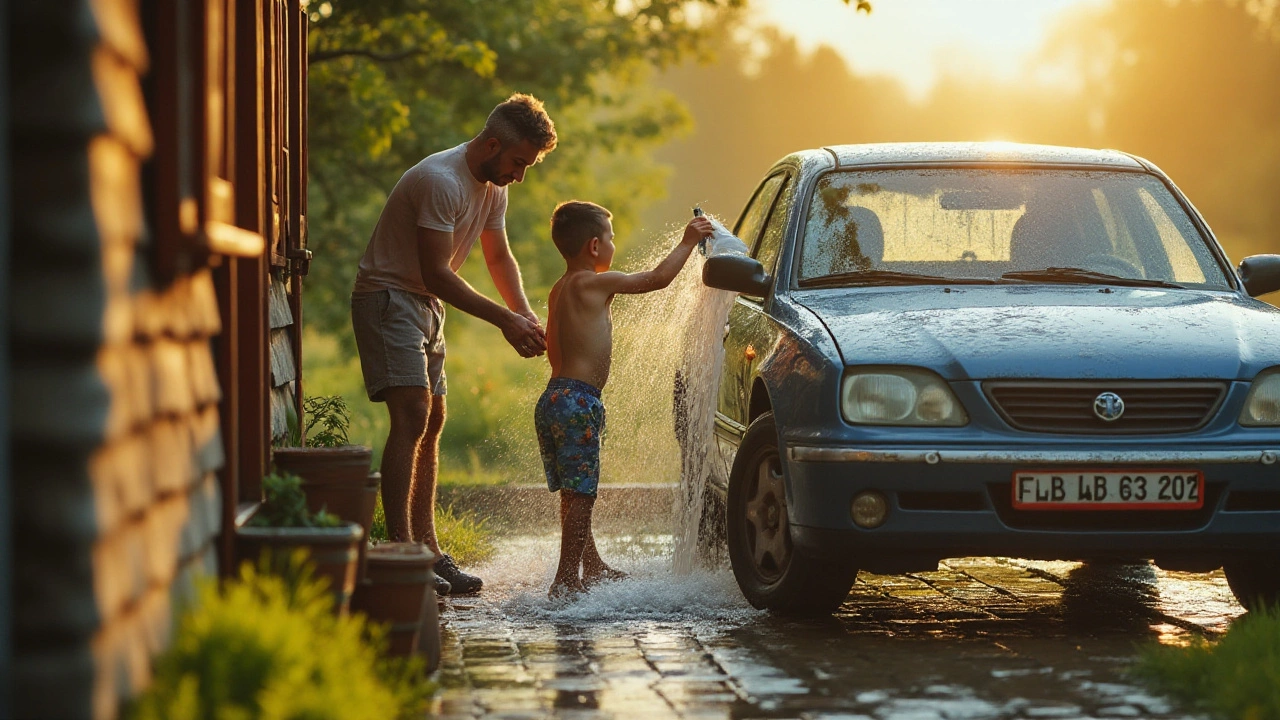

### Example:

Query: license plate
xmin=1011 ymin=470 xmax=1203 ymax=510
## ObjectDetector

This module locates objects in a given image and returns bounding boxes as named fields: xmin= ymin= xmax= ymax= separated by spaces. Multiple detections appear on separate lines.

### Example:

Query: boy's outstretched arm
xmin=589 ymin=217 xmax=714 ymax=296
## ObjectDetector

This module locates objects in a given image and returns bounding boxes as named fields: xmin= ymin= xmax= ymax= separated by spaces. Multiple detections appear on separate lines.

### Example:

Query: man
xmin=350 ymin=93 xmax=556 ymax=594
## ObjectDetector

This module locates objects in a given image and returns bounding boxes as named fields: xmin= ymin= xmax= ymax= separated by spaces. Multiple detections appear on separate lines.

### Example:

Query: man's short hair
xmin=551 ymin=201 xmax=612 ymax=258
xmin=480 ymin=93 xmax=558 ymax=154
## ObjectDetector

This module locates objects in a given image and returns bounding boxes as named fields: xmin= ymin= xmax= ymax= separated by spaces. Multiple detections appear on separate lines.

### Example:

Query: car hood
xmin=792 ymin=285 xmax=1280 ymax=380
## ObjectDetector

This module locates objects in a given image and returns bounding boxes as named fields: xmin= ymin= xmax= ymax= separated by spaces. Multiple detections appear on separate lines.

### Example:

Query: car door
xmin=716 ymin=171 xmax=792 ymax=469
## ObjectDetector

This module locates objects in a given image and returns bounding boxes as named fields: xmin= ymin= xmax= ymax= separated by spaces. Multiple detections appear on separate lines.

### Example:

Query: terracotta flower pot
xmin=235 ymin=522 xmax=363 ymax=615
xmin=350 ymin=542 xmax=440 ymax=669
xmin=272 ymin=445 xmax=373 ymax=518
xmin=273 ymin=446 xmax=375 ymax=576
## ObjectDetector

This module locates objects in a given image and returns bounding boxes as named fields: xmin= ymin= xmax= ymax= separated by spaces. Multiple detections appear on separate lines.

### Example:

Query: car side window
xmin=734 ymin=173 xmax=787 ymax=251
xmin=752 ymin=174 xmax=793 ymax=279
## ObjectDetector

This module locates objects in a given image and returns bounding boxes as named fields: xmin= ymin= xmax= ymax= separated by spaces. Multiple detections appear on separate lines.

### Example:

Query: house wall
xmin=11 ymin=0 xmax=224 ymax=717
xmin=1 ymin=0 xmax=12 ymax=714
xmin=269 ymin=275 xmax=298 ymax=444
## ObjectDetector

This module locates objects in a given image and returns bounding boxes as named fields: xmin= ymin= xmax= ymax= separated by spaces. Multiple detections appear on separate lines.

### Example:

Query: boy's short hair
xmin=480 ymin=93 xmax=558 ymax=154
xmin=551 ymin=201 xmax=612 ymax=258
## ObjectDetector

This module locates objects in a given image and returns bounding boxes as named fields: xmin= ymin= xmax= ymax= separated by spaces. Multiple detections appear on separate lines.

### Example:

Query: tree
xmin=1043 ymin=0 xmax=1280 ymax=257
xmin=304 ymin=0 xmax=747 ymax=339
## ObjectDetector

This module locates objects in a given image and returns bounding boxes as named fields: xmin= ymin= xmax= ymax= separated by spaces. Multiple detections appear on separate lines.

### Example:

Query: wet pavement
xmin=431 ymin=535 xmax=1242 ymax=719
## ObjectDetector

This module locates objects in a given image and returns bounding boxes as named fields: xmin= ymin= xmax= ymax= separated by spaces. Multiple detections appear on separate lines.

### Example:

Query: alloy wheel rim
xmin=743 ymin=448 xmax=790 ymax=582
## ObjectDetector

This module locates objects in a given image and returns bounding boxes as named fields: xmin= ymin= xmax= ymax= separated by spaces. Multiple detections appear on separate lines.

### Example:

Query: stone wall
xmin=11 ymin=0 xmax=225 ymax=717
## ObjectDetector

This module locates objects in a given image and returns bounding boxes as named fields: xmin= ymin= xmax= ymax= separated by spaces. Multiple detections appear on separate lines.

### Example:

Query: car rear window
xmin=798 ymin=168 xmax=1230 ymax=289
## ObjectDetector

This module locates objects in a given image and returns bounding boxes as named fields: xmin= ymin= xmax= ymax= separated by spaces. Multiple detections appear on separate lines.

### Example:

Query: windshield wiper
xmin=999 ymin=267 xmax=1185 ymax=289
xmin=799 ymin=270 xmax=999 ymax=288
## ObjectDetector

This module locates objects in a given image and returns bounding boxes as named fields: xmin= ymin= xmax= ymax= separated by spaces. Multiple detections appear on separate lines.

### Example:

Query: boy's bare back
xmin=547 ymin=271 xmax=617 ymax=390
xmin=546 ymin=215 xmax=714 ymax=392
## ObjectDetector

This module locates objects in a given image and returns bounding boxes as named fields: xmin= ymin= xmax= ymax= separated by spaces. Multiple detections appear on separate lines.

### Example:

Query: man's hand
xmin=517 ymin=308 xmax=545 ymax=333
xmin=502 ymin=311 xmax=547 ymax=358
xmin=682 ymin=216 xmax=714 ymax=246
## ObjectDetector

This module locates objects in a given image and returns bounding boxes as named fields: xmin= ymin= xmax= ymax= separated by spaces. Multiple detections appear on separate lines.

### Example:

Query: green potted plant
xmin=275 ymin=395 xmax=380 ymax=579
xmin=236 ymin=472 xmax=364 ymax=615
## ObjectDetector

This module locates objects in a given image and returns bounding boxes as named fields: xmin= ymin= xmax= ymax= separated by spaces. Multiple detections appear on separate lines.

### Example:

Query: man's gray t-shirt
xmin=352 ymin=143 xmax=507 ymax=296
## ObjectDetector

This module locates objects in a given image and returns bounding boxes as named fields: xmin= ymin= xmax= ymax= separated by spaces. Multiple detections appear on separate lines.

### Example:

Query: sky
xmin=751 ymin=0 xmax=1105 ymax=99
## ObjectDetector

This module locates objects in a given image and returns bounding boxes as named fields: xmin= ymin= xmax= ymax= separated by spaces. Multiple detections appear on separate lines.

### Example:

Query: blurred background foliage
xmin=303 ymin=0 xmax=1280 ymax=481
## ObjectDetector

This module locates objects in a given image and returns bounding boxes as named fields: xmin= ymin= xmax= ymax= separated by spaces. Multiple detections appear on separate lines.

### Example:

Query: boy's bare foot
xmin=583 ymin=565 xmax=628 ymax=587
xmin=548 ymin=578 xmax=585 ymax=600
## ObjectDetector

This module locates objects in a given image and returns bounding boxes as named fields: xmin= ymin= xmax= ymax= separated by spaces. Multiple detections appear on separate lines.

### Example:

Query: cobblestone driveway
xmin=432 ymin=536 xmax=1242 ymax=719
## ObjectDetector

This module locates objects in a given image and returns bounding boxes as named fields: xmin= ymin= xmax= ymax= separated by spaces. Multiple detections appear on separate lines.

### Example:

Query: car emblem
xmin=1094 ymin=392 xmax=1126 ymax=422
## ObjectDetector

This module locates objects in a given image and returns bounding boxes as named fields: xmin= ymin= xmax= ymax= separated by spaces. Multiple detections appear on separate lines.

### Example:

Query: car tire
xmin=1223 ymin=556 xmax=1280 ymax=611
xmin=727 ymin=412 xmax=857 ymax=615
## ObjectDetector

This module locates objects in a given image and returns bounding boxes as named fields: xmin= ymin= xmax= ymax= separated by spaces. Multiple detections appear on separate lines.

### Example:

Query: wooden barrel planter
xmin=350 ymin=542 xmax=440 ymax=668
xmin=273 ymin=446 xmax=376 ymax=578
xmin=235 ymin=523 xmax=363 ymax=615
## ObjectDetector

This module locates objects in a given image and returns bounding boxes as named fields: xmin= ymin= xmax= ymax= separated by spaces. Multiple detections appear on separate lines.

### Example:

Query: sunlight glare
xmin=752 ymin=0 xmax=1106 ymax=100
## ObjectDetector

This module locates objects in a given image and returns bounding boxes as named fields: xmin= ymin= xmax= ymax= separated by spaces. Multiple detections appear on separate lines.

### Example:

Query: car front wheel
xmin=727 ymin=412 xmax=857 ymax=615
xmin=1223 ymin=555 xmax=1280 ymax=611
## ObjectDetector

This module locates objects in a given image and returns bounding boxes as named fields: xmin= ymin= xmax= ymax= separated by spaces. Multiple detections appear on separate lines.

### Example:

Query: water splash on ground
xmin=469 ymin=534 xmax=761 ymax=625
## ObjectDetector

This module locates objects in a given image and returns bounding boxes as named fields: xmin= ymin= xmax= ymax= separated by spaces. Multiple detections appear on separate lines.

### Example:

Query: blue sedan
xmin=695 ymin=142 xmax=1280 ymax=615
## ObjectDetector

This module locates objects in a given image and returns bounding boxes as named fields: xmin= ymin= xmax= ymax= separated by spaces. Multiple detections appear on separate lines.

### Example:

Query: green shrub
xmin=1134 ymin=605 xmax=1280 ymax=719
xmin=127 ymin=557 xmax=435 ymax=720
xmin=370 ymin=495 xmax=494 ymax=567
xmin=248 ymin=473 xmax=344 ymax=529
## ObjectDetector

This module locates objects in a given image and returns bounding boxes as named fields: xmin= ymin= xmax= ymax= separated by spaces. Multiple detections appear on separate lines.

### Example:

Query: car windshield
xmin=798 ymin=169 xmax=1231 ymax=289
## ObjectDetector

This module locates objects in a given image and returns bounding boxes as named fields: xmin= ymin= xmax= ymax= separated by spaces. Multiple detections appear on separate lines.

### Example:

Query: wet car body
xmin=699 ymin=142 xmax=1280 ymax=613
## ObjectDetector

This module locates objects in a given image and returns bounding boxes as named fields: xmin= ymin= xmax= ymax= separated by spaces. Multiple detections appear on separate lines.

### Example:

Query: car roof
xmin=814 ymin=142 xmax=1146 ymax=170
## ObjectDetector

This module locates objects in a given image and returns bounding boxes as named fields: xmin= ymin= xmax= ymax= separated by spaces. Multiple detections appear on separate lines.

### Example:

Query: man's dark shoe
xmin=431 ymin=572 xmax=452 ymax=597
xmin=434 ymin=554 xmax=483 ymax=594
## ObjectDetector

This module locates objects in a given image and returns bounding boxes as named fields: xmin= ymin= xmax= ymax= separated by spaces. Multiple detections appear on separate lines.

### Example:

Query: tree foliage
xmin=304 ymin=0 xmax=746 ymax=339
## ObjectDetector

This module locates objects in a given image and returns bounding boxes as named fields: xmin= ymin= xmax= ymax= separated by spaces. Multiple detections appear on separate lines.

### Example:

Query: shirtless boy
xmin=537 ymin=201 xmax=714 ymax=597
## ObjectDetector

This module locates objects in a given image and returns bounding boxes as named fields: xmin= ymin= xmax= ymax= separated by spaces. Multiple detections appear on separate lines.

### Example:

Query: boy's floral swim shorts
xmin=534 ymin=377 xmax=605 ymax=497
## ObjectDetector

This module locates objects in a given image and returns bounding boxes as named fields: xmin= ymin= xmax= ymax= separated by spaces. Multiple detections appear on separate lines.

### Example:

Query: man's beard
xmin=479 ymin=155 xmax=505 ymax=185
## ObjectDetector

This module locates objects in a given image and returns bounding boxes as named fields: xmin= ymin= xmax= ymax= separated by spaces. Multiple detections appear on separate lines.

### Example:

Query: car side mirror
xmin=1238 ymin=255 xmax=1280 ymax=297
xmin=703 ymin=254 xmax=771 ymax=296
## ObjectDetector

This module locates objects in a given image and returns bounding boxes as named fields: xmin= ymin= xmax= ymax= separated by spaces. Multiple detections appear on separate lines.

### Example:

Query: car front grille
xmin=984 ymin=381 xmax=1227 ymax=434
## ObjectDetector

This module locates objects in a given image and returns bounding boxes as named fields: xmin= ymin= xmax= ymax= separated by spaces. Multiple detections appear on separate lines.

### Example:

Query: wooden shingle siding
xmin=268 ymin=274 xmax=297 ymax=443
xmin=11 ymin=0 xmax=227 ymax=716
xmin=11 ymin=1 xmax=112 ymax=715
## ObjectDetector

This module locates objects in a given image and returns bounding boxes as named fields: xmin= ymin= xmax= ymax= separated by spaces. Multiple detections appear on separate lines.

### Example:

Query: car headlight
xmin=1240 ymin=369 xmax=1280 ymax=426
xmin=842 ymin=368 xmax=968 ymax=426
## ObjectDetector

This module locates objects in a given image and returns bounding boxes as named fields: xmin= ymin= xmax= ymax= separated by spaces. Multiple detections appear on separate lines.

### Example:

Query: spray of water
xmin=608 ymin=217 xmax=743 ymax=574
xmin=481 ymin=217 xmax=746 ymax=576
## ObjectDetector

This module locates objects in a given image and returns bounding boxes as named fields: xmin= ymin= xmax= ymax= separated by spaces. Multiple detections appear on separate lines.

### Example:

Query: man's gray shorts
xmin=351 ymin=288 xmax=447 ymax=401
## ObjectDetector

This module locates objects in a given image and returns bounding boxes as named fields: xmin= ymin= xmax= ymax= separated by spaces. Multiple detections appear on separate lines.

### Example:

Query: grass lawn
xmin=1134 ymin=606 xmax=1280 ymax=719
xmin=369 ymin=494 xmax=495 ymax=567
